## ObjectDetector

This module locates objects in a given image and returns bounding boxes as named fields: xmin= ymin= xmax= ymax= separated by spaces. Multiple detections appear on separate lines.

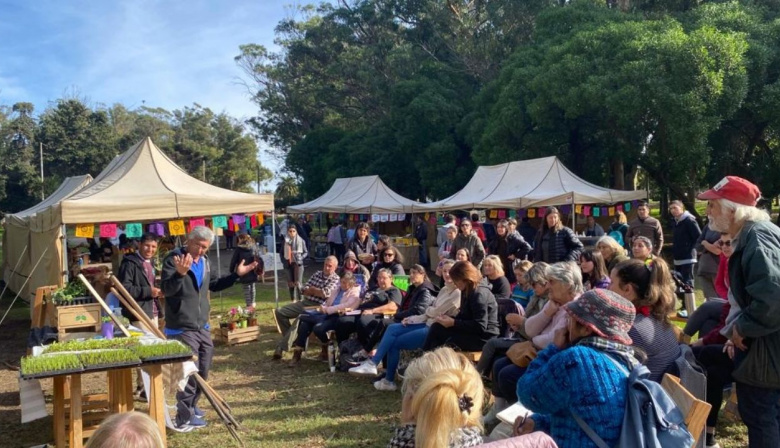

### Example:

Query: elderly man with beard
xmin=699 ymin=176 xmax=780 ymax=448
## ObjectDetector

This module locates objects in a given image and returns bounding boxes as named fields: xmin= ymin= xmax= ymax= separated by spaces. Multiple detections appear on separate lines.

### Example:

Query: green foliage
xmin=78 ymin=349 xmax=141 ymax=367
xmin=44 ymin=337 xmax=137 ymax=354
xmin=20 ymin=354 xmax=82 ymax=376
xmin=50 ymin=282 xmax=89 ymax=305
xmin=131 ymin=341 xmax=193 ymax=360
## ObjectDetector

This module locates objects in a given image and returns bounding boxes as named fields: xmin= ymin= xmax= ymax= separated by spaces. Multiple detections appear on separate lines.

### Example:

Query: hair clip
xmin=458 ymin=394 xmax=474 ymax=413
xmin=644 ymin=258 xmax=654 ymax=271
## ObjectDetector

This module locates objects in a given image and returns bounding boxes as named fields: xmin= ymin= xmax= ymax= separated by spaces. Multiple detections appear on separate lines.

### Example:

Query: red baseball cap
xmin=698 ymin=176 xmax=761 ymax=206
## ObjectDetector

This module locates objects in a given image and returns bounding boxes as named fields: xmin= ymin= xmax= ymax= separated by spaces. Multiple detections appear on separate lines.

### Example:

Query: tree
xmin=0 ymin=102 xmax=40 ymax=211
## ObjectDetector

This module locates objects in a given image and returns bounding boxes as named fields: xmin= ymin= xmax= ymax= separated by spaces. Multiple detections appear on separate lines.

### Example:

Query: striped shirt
xmin=629 ymin=315 xmax=681 ymax=382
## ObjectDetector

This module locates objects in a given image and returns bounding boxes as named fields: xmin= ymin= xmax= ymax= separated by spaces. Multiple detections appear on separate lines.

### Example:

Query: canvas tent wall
xmin=412 ymin=156 xmax=647 ymax=211
xmin=2 ymin=175 xmax=93 ymax=299
xmin=287 ymin=175 xmax=424 ymax=214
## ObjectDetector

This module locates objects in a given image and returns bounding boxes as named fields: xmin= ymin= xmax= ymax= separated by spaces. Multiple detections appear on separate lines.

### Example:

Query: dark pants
xmin=418 ymin=240 xmax=428 ymax=268
xmin=422 ymin=322 xmax=490 ymax=352
xmin=169 ymin=329 xmax=213 ymax=423
xmin=491 ymin=356 xmax=526 ymax=402
xmin=356 ymin=315 xmax=391 ymax=352
xmin=676 ymin=263 xmax=695 ymax=288
xmin=693 ymin=344 xmax=734 ymax=427
xmin=334 ymin=243 xmax=346 ymax=263
xmin=293 ymin=313 xmax=339 ymax=349
xmin=684 ymin=300 xmax=725 ymax=339
xmin=476 ymin=337 xmax=519 ymax=375
xmin=737 ymin=382 xmax=780 ymax=447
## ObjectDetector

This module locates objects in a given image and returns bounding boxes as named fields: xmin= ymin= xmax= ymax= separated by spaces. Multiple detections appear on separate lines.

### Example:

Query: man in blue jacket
xmin=699 ymin=176 xmax=780 ymax=447
xmin=161 ymin=226 xmax=257 ymax=429
xmin=669 ymin=200 xmax=702 ymax=288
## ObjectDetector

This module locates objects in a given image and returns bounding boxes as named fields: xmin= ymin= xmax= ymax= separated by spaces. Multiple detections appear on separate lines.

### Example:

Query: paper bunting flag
xmin=75 ymin=224 xmax=94 ymax=238
xmin=169 ymin=220 xmax=186 ymax=236
xmin=593 ymin=207 xmax=600 ymax=217
xmin=371 ymin=214 xmax=379 ymax=222
xmin=575 ymin=205 xmax=583 ymax=214
xmin=389 ymin=214 xmax=398 ymax=222
xmin=437 ymin=215 xmax=444 ymax=225
xmin=561 ymin=205 xmax=571 ymax=215
xmin=625 ymin=202 xmax=632 ymax=212
xmin=100 ymin=223 xmax=117 ymax=238
xmin=245 ymin=218 xmax=252 ymax=231
xmin=250 ymin=215 xmax=258 ymax=228
xmin=538 ymin=207 xmax=547 ymax=218
xmin=257 ymin=214 xmax=264 ymax=226
xmin=380 ymin=214 xmax=389 ymax=222
xmin=428 ymin=214 xmax=436 ymax=225
xmin=601 ymin=207 xmax=608 ymax=216
xmin=509 ymin=210 xmax=517 ymax=218
xmin=399 ymin=214 xmax=406 ymax=221
xmin=125 ymin=223 xmax=142 ymax=238
xmin=608 ymin=207 xmax=616 ymax=217
xmin=489 ymin=210 xmax=498 ymax=219
xmin=518 ymin=209 xmax=526 ymax=218
xmin=189 ymin=218 xmax=206 ymax=230
xmin=212 ymin=215 xmax=228 ymax=228
xmin=498 ymin=210 xmax=506 ymax=219
xmin=583 ymin=206 xmax=591 ymax=216
xmin=147 ymin=222 xmax=164 ymax=236
xmin=617 ymin=204 xmax=624 ymax=213
xmin=232 ymin=214 xmax=246 ymax=225
xmin=527 ymin=209 xmax=536 ymax=218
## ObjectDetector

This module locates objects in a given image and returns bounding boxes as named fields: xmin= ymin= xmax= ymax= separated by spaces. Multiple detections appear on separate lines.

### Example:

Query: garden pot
xmin=248 ymin=318 xmax=258 ymax=327
xmin=228 ymin=322 xmax=236 ymax=331
xmin=219 ymin=322 xmax=228 ymax=329
xmin=239 ymin=320 xmax=247 ymax=329
xmin=101 ymin=322 xmax=115 ymax=339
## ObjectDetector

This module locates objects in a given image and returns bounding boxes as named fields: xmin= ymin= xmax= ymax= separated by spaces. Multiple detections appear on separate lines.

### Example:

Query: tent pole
xmin=272 ymin=211 xmax=279 ymax=309
xmin=61 ymin=224 xmax=68 ymax=285
xmin=571 ymin=195 xmax=576 ymax=231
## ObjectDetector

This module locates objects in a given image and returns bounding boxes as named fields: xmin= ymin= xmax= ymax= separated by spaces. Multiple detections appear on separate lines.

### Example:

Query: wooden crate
xmin=214 ymin=326 xmax=261 ymax=346
xmin=54 ymin=303 xmax=102 ymax=337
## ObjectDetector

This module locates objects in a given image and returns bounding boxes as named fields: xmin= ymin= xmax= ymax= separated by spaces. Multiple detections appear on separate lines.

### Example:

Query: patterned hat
xmin=564 ymin=289 xmax=635 ymax=344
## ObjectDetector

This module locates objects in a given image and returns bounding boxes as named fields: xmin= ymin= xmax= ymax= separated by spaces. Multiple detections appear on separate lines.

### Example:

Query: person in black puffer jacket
xmin=230 ymin=234 xmax=264 ymax=308
xmin=533 ymin=207 xmax=584 ymax=264
xmin=669 ymin=200 xmax=702 ymax=288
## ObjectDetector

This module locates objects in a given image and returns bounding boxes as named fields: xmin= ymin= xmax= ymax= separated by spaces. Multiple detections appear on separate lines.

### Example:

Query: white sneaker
xmin=373 ymin=378 xmax=397 ymax=391
xmin=348 ymin=360 xmax=378 ymax=376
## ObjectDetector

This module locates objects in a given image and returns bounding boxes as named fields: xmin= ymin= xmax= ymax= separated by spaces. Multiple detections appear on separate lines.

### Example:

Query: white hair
xmin=188 ymin=226 xmax=214 ymax=243
xmin=547 ymin=261 xmax=584 ymax=295
xmin=719 ymin=198 xmax=770 ymax=224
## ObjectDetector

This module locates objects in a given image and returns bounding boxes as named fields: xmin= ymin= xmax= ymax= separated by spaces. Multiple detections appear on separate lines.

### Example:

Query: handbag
xmin=506 ymin=340 xmax=538 ymax=368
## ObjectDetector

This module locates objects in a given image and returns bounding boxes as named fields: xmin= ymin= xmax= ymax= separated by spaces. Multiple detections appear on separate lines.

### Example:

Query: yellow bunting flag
xmin=169 ymin=220 xmax=186 ymax=236
xmin=575 ymin=205 xmax=582 ymax=214
xmin=257 ymin=213 xmax=264 ymax=226
xmin=489 ymin=210 xmax=498 ymax=219
xmin=75 ymin=224 xmax=94 ymax=238
xmin=528 ymin=209 xmax=536 ymax=218
xmin=608 ymin=207 xmax=616 ymax=216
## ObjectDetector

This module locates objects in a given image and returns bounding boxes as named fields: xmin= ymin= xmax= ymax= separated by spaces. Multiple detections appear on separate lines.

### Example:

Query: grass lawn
xmin=0 ymin=278 xmax=749 ymax=447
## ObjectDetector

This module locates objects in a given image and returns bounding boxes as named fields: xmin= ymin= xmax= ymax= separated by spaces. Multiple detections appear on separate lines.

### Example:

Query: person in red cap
xmin=699 ymin=176 xmax=780 ymax=447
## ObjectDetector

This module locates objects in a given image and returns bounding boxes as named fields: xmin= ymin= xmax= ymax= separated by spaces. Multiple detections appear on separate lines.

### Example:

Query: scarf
xmin=578 ymin=336 xmax=639 ymax=369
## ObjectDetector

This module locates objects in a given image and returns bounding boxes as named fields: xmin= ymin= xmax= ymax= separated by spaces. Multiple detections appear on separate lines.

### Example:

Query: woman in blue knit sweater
xmin=511 ymin=289 xmax=639 ymax=448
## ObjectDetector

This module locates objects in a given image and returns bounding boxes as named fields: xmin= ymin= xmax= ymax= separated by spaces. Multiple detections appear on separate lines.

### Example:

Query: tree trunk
xmin=612 ymin=158 xmax=625 ymax=190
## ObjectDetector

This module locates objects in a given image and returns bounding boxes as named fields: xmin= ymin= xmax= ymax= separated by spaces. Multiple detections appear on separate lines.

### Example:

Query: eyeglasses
xmin=717 ymin=240 xmax=732 ymax=247
xmin=384 ymin=253 xmax=395 ymax=258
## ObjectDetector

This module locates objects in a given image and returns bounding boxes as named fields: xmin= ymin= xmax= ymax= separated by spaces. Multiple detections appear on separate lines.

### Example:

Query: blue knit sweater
xmin=516 ymin=345 xmax=628 ymax=448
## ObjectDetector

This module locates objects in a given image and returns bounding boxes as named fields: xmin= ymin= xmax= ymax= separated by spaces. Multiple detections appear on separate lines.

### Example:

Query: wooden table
xmin=48 ymin=362 xmax=172 ymax=448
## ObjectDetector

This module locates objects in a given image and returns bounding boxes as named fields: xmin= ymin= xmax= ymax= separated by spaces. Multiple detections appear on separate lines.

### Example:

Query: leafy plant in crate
xmin=50 ymin=281 xmax=90 ymax=306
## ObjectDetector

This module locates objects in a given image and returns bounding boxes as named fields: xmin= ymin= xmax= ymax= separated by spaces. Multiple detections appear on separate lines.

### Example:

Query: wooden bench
xmin=662 ymin=373 xmax=712 ymax=446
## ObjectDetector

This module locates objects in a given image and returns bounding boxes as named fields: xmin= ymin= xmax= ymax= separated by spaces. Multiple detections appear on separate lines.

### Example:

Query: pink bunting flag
xmin=189 ymin=218 xmax=206 ymax=231
xmin=100 ymin=223 xmax=117 ymax=238
xmin=538 ymin=207 xmax=547 ymax=218
xmin=498 ymin=210 xmax=506 ymax=219
xmin=250 ymin=214 xmax=258 ymax=227
xmin=583 ymin=206 xmax=591 ymax=216
xmin=617 ymin=204 xmax=624 ymax=213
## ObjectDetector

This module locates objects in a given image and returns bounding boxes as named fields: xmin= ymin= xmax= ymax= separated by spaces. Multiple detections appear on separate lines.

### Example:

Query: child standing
xmin=231 ymin=234 xmax=264 ymax=308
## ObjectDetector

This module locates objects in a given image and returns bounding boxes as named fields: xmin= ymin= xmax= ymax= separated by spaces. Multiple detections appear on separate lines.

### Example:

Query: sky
xmin=0 ymin=0 xmax=302 ymax=188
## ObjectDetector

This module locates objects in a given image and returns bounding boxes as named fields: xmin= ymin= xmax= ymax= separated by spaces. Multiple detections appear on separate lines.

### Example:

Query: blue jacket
xmin=671 ymin=211 xmax=701 ymax=263
xmin=517 ymin=345 xmax=628 ymax=448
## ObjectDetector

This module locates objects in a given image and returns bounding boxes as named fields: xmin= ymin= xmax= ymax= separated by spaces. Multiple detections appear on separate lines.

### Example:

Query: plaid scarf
xmin=577 ymin=336 xmax=640 ymax=369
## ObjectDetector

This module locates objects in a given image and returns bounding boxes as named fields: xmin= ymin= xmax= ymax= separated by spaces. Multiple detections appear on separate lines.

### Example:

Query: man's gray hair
xmin=188 ymin=226 xmax=214 ymax=244
xmin=719 ymin=198 xmax=771 ymax=224
xmin=548 ymin=261 xmax=584 ymax=295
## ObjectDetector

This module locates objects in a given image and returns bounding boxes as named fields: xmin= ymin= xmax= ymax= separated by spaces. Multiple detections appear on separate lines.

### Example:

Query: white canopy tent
xmin=2 ymin=175 xmax=93 ymax=299
xmin=412 ymin=156 xmax=647 ymax=212
xmin=287 ymin=175 xmax=424 ymax=214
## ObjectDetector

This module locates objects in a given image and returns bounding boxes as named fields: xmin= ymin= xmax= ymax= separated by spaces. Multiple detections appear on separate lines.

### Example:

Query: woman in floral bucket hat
xmin=508 ymin=289 xmax=640 ymax=448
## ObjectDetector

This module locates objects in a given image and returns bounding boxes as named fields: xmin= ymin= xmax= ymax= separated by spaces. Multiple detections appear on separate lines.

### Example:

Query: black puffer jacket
xmin=534 ymin=226 xmax=583 ymax=263
xmin=394 ymin=280 xmax=435 ymax=322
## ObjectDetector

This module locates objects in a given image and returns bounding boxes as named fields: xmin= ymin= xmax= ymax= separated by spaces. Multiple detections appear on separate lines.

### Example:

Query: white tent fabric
xmin=2 ymin=175 xmax=93 ymax=299
xmin=287 ymin=175 xmax=423 ymax=214
xmin=412 ymin=156 xmax=647 ymax=211
xmin=60 ymin=137 xmax=274 ymax=223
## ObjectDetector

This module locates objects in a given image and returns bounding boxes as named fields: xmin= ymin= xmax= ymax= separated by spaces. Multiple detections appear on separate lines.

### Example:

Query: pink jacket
xmin=524 ymin=299 xmax=575 ymax=349
xmin=321 ymin=285 xmax=361 ymax=314
xmin=476 ymin=432 xmax=558 ymax=448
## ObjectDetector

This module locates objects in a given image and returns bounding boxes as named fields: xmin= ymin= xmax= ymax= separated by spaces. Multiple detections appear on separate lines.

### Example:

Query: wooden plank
xmin=69 ymin=374 xmax=83 ymax=448
xmin=77 ymin=274 xmax=131 ymax=337
xmin=662 ymin=374 xmax=712 ymax=446
xmin=146 ymin=364 xmax=167 ymax=447
xmin=53 ymin=376 xmax=66 ymax=448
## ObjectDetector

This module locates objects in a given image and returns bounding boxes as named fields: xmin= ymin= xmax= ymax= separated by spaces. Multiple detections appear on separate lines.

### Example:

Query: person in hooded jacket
xmin=450 ymin=218 xmax=486 ymax=268
xmin=669 ymin=200 xmax=702 ymax=288
xmin=488 ymin=219 xmax=532 ymax=284
xmin=230 ymin=233 xmax=264 ymax=308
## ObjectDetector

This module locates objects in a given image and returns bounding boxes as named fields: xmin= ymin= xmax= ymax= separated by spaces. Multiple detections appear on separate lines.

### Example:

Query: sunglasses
xmin=717 ymin=240 xmax=732 ymax=247
xmin=384 ymin=253 xmax=395 ymax=257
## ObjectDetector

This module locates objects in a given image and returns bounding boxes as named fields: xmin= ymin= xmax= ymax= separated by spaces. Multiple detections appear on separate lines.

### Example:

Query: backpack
xmin=337 ymin=338 xmax=365 ymax=372
xmin=572 ymin=355 xmax=694 ymax=448
xmin=608 ymin=229 xmax=625 ymax=247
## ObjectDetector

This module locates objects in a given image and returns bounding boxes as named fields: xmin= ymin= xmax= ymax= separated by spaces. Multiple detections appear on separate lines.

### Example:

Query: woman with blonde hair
xmin=596 ymin=235 xmax=628 ymax=273
xmin=482 ymin=255 xmax=511 ymax=300
xmin=609 ymin=210 xmax=629 ymax=248
xmin=85 ymin=411 xmax=164 ymax=448
xmin=388 ymin=346 xmax=484 ymax=448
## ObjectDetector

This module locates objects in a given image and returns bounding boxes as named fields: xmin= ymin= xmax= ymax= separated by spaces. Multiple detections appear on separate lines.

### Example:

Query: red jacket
xmin=702 ymin=254 xmax=730 ymax=345
xmin=714 ymin=253 xmax=729 ymax=300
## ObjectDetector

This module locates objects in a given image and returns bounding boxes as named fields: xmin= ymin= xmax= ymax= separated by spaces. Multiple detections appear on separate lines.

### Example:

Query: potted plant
xmin=246 ymin=306 xmax=258 ymax=327
xmin=50 ymin=282 xmax=91 ymax=306
xmin=100 ymin=315 xmax=115 ymax=339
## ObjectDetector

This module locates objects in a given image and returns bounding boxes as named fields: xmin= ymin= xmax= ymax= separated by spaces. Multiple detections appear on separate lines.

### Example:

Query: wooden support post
xmin=77 ymin=274 xmax=131 ymax=337
xmin=147 ymin=364 xmax=167 ymax=447
xmin=53 ymin=376 xmax=66 ymax=448
xmin=69 ymin=374 xmax=83 ymax=448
